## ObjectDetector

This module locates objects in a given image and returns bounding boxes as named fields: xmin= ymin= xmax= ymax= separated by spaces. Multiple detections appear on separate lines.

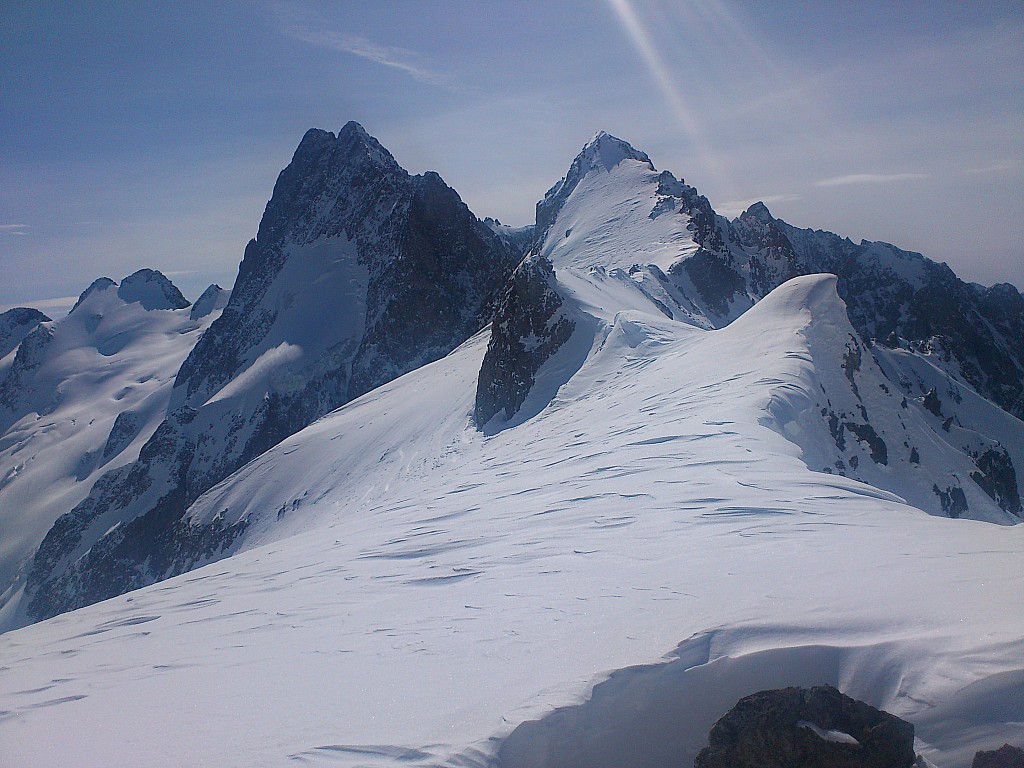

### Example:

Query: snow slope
xmin=2 ymin=274 xmax=1021 ymax=768
xmin=0 ymin=274 xmax=224 ymax=627
xmin=15 ymin=124 xmax=519 ymax=626
xmin=522 ymin=132 xmax=1022 ymax=522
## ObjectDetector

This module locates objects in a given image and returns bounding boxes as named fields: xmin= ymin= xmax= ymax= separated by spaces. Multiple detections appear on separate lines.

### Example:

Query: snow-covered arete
xmin=2 ymin=129 xmax=1022 ymax=768
xmin=0 ymin=273 xmax=1020 ymax=768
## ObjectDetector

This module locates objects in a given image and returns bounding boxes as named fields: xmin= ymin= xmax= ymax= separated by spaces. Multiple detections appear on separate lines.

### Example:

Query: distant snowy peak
xmin=189 ymin=284 xmax=230 ymax=320
xmin=19 ymin=122 xmax=519 ymax=625
xmin=730 ymin=201 xmax=1024 ymax=420
xmin=535 ymin=131 xmax=659 ymax=247
xmin=70 ymin=277 xmax=117 ymax=313
xmin=483 ymin=218 xmax=535 ymax=258
xmin=116 ymin=269 xmax=190 ymax=310
xmin=0 ymin=307 xmax=50 ymax=360
xmin=67 ymin=270 xmax=190 ymax=314
xmin=580 ymin=130 xmax=654 ymax=172
xmin=740 ymin=200 xmax=774 ymax=223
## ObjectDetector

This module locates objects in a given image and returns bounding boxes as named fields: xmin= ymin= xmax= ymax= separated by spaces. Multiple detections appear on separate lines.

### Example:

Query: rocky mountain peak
xmin=70 ymin=277 xmax=117 ymax=313
xmin=18 ymin=122 xmax=519 ymax=624
xmin=535 ymin=131 xmax=657 ymax=245
xmin=0 ymin=307 xmax=51 ymax=360
xmin=255 ymin=124 xmax=407 ymax=250
xmin=740 ymin=200 xmax=775 ymax=223
xmin=116 ymin=269 xmax=190 ymax=310
xmin=189 ymin=284 xmax=230 ymax=320
xmin=579 ymin=130 xmax=654 ymax=172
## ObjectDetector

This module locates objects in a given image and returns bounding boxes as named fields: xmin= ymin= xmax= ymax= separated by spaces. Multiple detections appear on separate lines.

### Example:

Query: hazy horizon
xmin=3 ymin=0 xmax=1022 ymax=314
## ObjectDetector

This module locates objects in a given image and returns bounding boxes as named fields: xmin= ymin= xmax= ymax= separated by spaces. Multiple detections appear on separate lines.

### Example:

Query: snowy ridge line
xmin=2 ymin=273 xmax=1007 ymax=766
xmin=1 ymin=126 xmax=1023 ymax=767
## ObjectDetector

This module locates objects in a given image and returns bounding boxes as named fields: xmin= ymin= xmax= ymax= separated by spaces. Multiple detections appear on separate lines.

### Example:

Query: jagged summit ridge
xmin=476 ymin=131 xmax=1023 ymax=522
xmin=117 ymin=269 xmax=190 ymax=310
xmin=67 ymin=270 xmax=190 ymax=314
xmin=581 ymin=130 xmax=654 ymax=172
xmin=535 ymin=131 xmax=659 ymax=247
xmin=4 ymin=122 xmax=1023 ymax=637
xmin=16 ymin=122 xmax=519 ymax=626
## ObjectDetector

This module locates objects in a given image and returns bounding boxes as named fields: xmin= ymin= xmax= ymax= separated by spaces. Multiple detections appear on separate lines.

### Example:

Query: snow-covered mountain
xmin=0 ymin=271 xmax=225 ymax=626
xmin=1 ymin=127 xmax=1021 ymax=767
xmin=0 ymin=307 xmax=49 ymax=361
xmin=1 ymin=272 xmax=1020 ymax=768
xmin=10 ymin=122 xmax=521 ymax=628
xmin=480 ymin=132 xmax=1022 ymax=521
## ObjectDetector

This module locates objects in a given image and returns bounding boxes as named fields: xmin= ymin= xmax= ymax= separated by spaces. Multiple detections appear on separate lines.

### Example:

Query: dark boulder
xmin=694 ymin=684 xmax=915 ymax=768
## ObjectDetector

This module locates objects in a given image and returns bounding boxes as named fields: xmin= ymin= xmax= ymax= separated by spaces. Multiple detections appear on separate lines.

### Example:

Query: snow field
xmin=1 ymin=274 xmax=1021 ymax=767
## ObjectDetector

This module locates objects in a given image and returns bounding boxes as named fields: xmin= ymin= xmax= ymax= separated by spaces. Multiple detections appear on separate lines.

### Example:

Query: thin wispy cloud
xmin=962 ymin=161 xmax=1018 ymax=176
xmin=717 ymin=194 xmax=802 ymax=217
xmin=271 ymin=4 xmax=448 ymax=86
xmin=0 ymin=295 xmax=78 ymax=315
xmin=815 ymin=173 xmax=929 ymax=188
xmin=0 ymin=224 xmax=29 ymax=236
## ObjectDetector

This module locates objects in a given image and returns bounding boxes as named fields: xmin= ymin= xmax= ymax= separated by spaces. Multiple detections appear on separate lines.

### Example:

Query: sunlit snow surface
xmin=1 ymin=276 xmax=1022 ymax=767
xmin=0 ymin=282 xmax=224 ymax=622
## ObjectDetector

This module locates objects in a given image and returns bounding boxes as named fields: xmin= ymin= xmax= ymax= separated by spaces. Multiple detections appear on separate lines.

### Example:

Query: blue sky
xmin=2 ymin=1 xmax=1021 ymax=313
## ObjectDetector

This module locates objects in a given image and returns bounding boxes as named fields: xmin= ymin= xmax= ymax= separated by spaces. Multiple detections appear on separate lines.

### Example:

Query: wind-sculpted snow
xmin=2 ymin=274 xmax=1021 ymax=767
xmin=734 ymin=205 xmax=1024 ymax=421
xmin=16 ymin=122 xmax=518 ymax=627
xmin=532 ymin=132 xmax=1023 ymax=422
xmin=499 ymin=132 xmax=1022 ymax=518
xmin=9 ymin=125 xmax=1021 ymax=639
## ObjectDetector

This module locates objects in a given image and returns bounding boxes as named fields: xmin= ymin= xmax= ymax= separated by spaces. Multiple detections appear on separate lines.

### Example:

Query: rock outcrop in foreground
xmin=695 ymin=684 xmax=915 ymax=768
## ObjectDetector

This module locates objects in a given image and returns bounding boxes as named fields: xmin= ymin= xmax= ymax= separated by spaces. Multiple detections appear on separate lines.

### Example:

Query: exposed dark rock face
xmin=933 ymin=484 xmax=970 ymax=518
xmin=475 ymin=254 xmax=574 ymax=426
xmin=116 ymin=268 xmax=191 ymax=310
xmin=733 ymin=205 xmax=1024 ymax=421
xmin=973 ymin=744 xmax=1024 ymax=768
xmin=732 ymin=201 xmax=802 ymax=299
xmin=922 ymin=388 xmax=943 ymax=418
xmin=0 ymin=307 xmax=50 ymax=360
xmin=0 ymin=323 xmax=55 ymax=430
xmin=25 ymin=122 xmax=518 ymax=623
xmin=694 ymin=684 xmax=916 ymax=768
xmin=970 ymin=447 xmax=1022 ymax=516
xmin=844 ymin=422 xmax=888 ymax=466
xmin=102 ymin=410 xmax=140 ymax=460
